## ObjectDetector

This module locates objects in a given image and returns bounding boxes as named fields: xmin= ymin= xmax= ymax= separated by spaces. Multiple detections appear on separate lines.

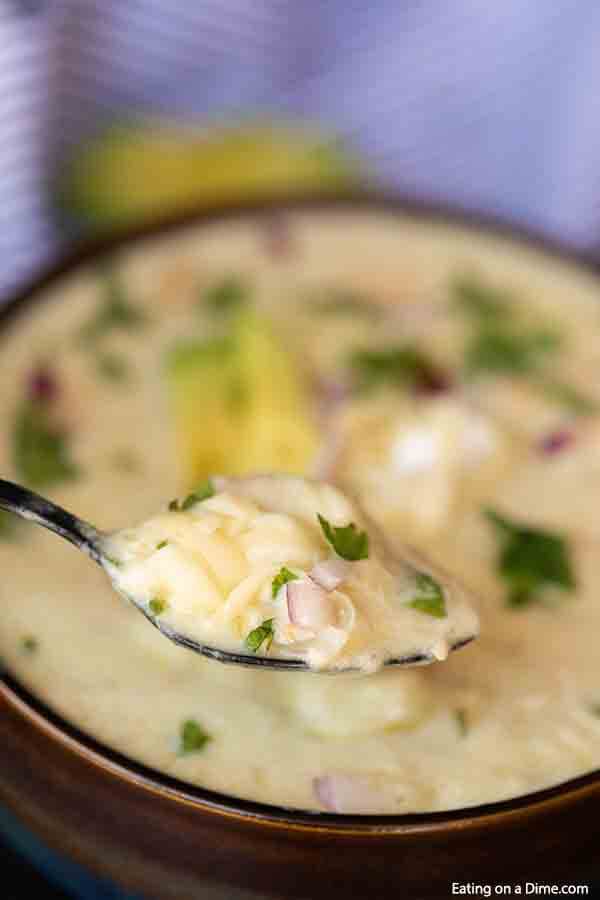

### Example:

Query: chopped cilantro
xmin=349 ymin=345 xmax=444 ymax=393
xmin=272 ymin=566 xmax=298 ymax=599
xmin=179 ymin=719 xmax=212 ymax=755
xmin=535 ymin=377 xmax=598 ymax=416
xmin=168 ymin=499 xmax=180 ymax=512
xmin=13 ymin=403 xmax=79 ymax=488
xmin=21 ymin=636 xmax=38 ymax=654
xmin=465 ymin=327 xmax=561 ymax=375
xmin=409 ymin=573 xmax=447 ymax=618
xmin=245 ymin=619 xmax=275 ymax=653
xmin=96 ymin=352 xmax=130 ymax=382
xmin=317 ymin=514 xmax=369 ymax=561
xmin=454 ymin=708 xmax=469 ymax=736
xmin=180 ymin=480 xmax=216 ymax=510
xmin=452 ymin=275 xmax=511 ymax=320
xmin=79 ymin=268 xmax=146 ymax=344
xmin=484 ymin=508 xmax=576 ymax=608
xmin=203 ymin=276 xmax=248 ymax=315
xmin=149 ymin=596 xmax=167 ymax=616
xmin=156 ymin=540 xmax=169 ymax=550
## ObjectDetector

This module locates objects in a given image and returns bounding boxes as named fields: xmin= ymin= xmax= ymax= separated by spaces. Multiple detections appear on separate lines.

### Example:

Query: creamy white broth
xmin=1 ymin=210 xmax=600 ymax=814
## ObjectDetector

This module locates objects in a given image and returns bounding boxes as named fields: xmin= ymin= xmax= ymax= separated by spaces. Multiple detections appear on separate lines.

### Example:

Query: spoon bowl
xmin=0 ymin=477 xmax=477 ymax=672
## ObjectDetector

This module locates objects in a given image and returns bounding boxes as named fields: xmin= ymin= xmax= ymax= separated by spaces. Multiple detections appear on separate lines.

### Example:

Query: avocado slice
xmin=165 ymin=336 xmax=244 ymax=483
xmin=58 ymin=122 xmax=361 ymax=233
xmin=165 ymin=313 xmax=318 ymax=486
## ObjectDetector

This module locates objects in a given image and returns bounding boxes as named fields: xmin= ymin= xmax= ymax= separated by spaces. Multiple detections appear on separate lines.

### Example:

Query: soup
xmin=1 ymin=208 xmax=600 ymax=814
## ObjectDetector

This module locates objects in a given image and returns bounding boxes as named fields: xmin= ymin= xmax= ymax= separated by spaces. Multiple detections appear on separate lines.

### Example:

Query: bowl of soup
xmin=1 ymin=196 xmax=599 ymax=898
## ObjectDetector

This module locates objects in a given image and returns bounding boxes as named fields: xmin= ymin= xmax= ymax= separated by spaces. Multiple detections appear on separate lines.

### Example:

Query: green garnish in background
xmin=96 ymin=351 xmax=130 ymax=382
xmin=203 ymin=276 xmax=248 ymax=315
xmin=465 ymin=327 xmax=561 ymax=375
xmin=317 ymin=514 xmax=369 ymax=561
xmin=271 ymin=566 xmax=298 ymax=599
xmin=79 ymin=268 xmax=146 ymax=345
xmin=409 ymin=573 xmax=447 ymax=618
xmin=484 ymin=509 xmax=575 ymax=608
xmin=245 ymin=619 xmax=275 ymax=653
xmin=452 ymin=275 xmax=512 ymax=321
xmin=179 ymin=719 xmax=212 ymax=755
xmin=13 ymin=403 xmax=78 ymax=488
xmin=349 ymin=345 xmax=442 ymax=392
xmin=21 ymin=636 xmax=38 ymax=654
xmin=454 ymin=708 xmax=469 ymax=736
xmin=535 ymin=377 xmax=598 ymax=416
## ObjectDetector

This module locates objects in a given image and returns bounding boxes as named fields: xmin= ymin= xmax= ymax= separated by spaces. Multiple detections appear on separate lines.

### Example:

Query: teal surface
xmin=0 ymin=805 xmax=140 ymax=900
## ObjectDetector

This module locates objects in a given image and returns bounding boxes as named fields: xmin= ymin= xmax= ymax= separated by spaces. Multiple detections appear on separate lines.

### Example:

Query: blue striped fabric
xmin=1 ymin=0 xmax=600 ymax=300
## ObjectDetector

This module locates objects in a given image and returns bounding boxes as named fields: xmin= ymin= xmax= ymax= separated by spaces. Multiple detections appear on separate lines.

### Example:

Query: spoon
xmin=0 ymin=478 xmax=476 ymax=672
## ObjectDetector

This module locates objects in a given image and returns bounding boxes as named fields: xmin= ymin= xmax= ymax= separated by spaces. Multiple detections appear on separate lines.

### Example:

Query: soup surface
xmin=1 ymin=208 xmax=600 ymax=814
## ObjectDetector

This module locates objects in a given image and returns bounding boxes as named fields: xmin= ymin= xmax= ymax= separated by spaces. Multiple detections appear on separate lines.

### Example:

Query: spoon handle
xmin=0 ymin=478 xmax=103 ymax=562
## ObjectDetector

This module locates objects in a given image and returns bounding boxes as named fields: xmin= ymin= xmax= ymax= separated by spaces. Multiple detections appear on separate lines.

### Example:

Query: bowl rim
xmin=2 ymin=190 xmax=600 ymax=835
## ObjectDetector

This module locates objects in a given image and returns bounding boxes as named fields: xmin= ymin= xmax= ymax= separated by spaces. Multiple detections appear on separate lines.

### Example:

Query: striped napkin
xmin=2 ymin=0 xmax=600 ymax=300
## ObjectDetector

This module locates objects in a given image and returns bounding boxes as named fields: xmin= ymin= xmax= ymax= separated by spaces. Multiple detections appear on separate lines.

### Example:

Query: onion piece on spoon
xmin=287 ymin=578 xmax=337 ymax=629
xmin=310 ymin=558 xmax=351 ymax=592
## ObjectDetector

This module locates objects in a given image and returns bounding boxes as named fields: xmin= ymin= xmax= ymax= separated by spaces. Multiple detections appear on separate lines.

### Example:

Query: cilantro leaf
xmin=181 ymin=480 xmax=216 ymax=509
xmin=179 ymin=719 xmax=212 ymax=755
xmin=156 ymin=540 xmax=168 ymax=550
xmin=21 ymin=636 xmax=38 ymax=654
xmin=452 ymin=275 xmax=511 ymax=320
xmin=535 ymin=377 xmax=598 ymax=416
xmin=96 ymin=352 xmax=130 ymax=382
xmin=272 ymin=566 xmax=298 ymax=599
xmin=484 ymin=508 xmax=576 ymax=608
xmin=349 ymin=345 xmax=445 ymax=393
xmin=409 ymin=573 xmax=447 ymax=618
xmin=168 ymin=480 xmax=215 ymax=512
xmin=13 ymin=403 xmax=79 ymax=488
xmin=465 ymin=327 xmax=561 ymax=375
xmin=454 ymin=708 xmax=469 ymax=736
xmin=149 ymin=596 xmax=167 ymax=616
xmin=245 ymin=619 xmax=275 ymax=653
xmin=79 ymin=268 xmax=146 ymax=344
xmin=317 ymin=514 xmax=369 ymax=561
xmin=203 ymin=276 xmax=248 ymax=315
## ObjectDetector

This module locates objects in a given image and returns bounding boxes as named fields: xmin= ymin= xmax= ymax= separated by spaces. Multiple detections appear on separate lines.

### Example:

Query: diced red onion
xmin=287 ymin=578 xmax=336 ymax=629
xmin=538 ymin=429 xmax=575 ymax=455
xmin=415 ymin=368 xmax=453 ymax=396
xmin=313 ymin=774 xmax=385 ymax=814
xmin=310 ymin=558 xmax=351 ymax=592
xmin=28 ymin=366 xmax=58 ymax=403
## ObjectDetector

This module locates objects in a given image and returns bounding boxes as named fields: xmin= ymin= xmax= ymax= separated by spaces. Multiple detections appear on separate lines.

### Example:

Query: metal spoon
xmin=0 ymin=478 xmax=476 ymax=672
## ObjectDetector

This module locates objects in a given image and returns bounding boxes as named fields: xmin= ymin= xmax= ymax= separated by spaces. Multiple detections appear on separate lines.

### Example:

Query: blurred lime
xmin=57 ymin=122 xmax=362 ymax=233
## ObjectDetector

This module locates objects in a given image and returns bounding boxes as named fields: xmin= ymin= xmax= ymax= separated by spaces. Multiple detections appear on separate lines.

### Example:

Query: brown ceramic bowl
xmin=1 ymin=196 xmax=599 ymax=899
